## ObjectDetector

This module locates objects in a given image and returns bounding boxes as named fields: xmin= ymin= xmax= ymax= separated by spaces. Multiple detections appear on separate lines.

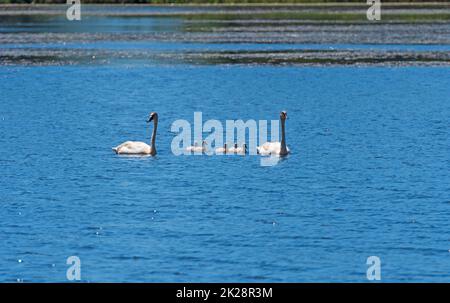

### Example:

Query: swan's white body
xmin=113 ymin=141 xmax=152 ymax=155
xmin=186 ymin=146 xmax=206 ymax=152
xmin=113 ymin=112 xmax=158 ymax=156
xmin=257 ymin=142 xmax=290 ymax=155
xmin=223 ymin=144 xmax=246 ymax=154
xmin=234 ymin=145 xmax=246 ymax=155
xmin=186 ymin=141 xmax=207 ymax=153
xmin=257 ymin=111 xmax=290 ymax=156
xmin=215 ymin=147 xmax=227 ymax=154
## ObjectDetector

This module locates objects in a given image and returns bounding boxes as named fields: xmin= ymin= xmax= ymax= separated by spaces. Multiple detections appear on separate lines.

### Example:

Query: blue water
xmin=1 ymin=65 xmax=449 ymax=282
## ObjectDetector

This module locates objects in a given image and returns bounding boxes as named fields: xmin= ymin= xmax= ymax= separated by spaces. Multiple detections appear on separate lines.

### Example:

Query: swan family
xmin=113 ymin=111 xmax=290 ymax=157
xmin=218 ymin=143 xmax=247 ymax=155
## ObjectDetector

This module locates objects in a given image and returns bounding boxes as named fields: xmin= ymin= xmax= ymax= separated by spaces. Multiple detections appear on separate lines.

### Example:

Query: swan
xmin=112 ymin=112 xmax=158 ymax=156
xmin=186 ymin=141 xmax=198 ymax=152
xmin=215 ymin=143 xmax=228 ymax=154
xmin=257 ymin=111 xmax=290 ymax=156
xmin=227 ymin=143 xmax=238 ymax=153
xmin=228 ymin=143 xmax=247 ymax=154
xmin=186 ymin=140 xmax=207 ymax=153
xmin=234 ymin=143 xmax=247 ymax=155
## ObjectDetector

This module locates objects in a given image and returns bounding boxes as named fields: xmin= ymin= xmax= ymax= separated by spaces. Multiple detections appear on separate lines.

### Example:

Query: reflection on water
xmin=260 ymin=155 xmax=287 ymax=167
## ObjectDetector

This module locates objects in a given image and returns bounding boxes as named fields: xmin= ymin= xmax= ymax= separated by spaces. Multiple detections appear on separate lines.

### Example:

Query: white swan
xmin=227 ymin=143 xmax=238 ymax=153
xmin=257 ymin=111 xmax=290 ymax=156
xmin=229 ymin=143 xmax=247 ymax=155
xmin=186 ymin=140 xmax=207 ymax=153
xmin=215 ymin=143 xmax=228 ymax=154
xmin=112 ymin=112 xmax=158 ymax=156
xmin=235 ymin=143 xmax=247 ymax=155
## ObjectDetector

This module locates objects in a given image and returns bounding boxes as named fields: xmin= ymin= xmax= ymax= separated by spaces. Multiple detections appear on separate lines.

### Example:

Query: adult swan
xmin=112 ymin=112 xmax=158 ymax=156
xmin=257 ymin=111 xmax=290 ymax=156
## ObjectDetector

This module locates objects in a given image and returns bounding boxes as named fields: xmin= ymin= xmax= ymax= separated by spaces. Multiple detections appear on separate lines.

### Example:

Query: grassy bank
xmin=1 ymin=1 xmax=449 ymax=23
xmin=170 ymin=11 xmax=450 ymax=22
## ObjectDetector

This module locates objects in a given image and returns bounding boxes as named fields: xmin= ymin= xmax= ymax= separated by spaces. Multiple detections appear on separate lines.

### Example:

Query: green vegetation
xmin=1 ymin=1 xmax=449 ymax=23
xmin=177 ymin=12 xmax=450 ymax=22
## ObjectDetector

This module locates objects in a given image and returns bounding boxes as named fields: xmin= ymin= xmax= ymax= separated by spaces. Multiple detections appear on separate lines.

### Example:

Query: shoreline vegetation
xmin=1 ymin=2 xmax=450 ymax=22
xmin=0 ymin=0 xmax=450 ymax=23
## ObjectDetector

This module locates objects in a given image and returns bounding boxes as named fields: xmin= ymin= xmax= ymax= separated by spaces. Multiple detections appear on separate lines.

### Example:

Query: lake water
xmin=0 ymin=5 xmax=449 ymax=282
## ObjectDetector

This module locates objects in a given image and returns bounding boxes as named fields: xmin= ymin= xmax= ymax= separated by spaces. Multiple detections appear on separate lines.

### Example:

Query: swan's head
xmin=280 ymin=111 xmax=287 ymax=120
xmin=147 ymin=112 xmax=158 ymax=123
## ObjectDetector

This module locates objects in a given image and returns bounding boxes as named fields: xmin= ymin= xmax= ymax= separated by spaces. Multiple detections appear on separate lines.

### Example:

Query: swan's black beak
xmin=147 ymin=116 xmax=154 ymax=123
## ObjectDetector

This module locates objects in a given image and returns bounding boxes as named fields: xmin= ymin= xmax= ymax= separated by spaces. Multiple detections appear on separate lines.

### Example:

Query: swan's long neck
xmin=280 ymin=118 xmax=287 ymax=154
xmin=150 ymin=118 xmax=157 ymax=155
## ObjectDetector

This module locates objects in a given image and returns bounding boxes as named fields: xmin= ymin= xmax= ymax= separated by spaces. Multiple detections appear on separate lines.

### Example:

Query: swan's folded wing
xmin=257 ymin=142 xmax=281 ymax=155
xmin=114 ymin=141 xmax=132 ymax=148
xmin=118 ymin=145 xmax=136 ymax=154
xmin=112 ymin=141 xmax=128 ymax=152
xmin=114 ymin=141 xmax=150 ymax=154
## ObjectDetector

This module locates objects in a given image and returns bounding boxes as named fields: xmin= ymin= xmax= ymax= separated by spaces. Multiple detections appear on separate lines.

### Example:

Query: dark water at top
xmin=0 ymin=5 xmax=449 ymax=282
xmin=1 ymin=5 xmax=450 ymax=66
